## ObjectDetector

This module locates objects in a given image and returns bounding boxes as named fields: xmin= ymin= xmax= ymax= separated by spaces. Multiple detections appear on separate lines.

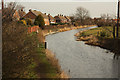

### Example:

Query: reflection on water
xmin=46 ymin=26 xmax=119 ymax=78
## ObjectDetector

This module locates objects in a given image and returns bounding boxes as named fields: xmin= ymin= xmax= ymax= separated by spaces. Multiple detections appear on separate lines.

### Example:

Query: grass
xmin=20 ymin=32 xmax=59 ymax=78
xmin=36 ymin=43 xmax=58 ymax=78
xmin=80 ymin=26 xmax=120 ymax=38
xmin=77 ymin=26 xmax=120 ymax=56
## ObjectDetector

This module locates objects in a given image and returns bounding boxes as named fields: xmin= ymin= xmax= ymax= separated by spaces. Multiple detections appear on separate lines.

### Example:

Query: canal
xmin=46 ymin=26 xmax=120 ymax=78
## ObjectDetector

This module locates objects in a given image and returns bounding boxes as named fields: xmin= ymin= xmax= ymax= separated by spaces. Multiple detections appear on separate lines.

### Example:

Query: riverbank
xmin=37 ymin=28 xmax=69 ymax=78
xmin=43 ymin=25 xmax=96 ymax=36
xmin=75 ymin=26 xmax=120 ymax=57
xmin=45 ymin=49 xmax=68 ymax=78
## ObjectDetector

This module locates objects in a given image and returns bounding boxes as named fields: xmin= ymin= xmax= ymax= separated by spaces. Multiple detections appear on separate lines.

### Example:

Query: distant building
xmin=64 ymin=16 xmax=71 ymax=23
xmin=48 ymin=14 xmax=56 ymax=24
xmin=23 ymin=9 xmax=50 ymax=25
xmin=54 ymin=14 xmax=67 ymax=23
xmin=13 ymin=9 xmax=26 ymax=21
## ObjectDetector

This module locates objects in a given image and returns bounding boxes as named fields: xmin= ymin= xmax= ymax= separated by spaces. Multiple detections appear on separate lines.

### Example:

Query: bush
xmin=100 ymin=31 xmax=106 ymax=37
xmin=97 ymin=21 xmax=104 ymax=27
xmin=3 ymin=22 xmax=38 ymax=78
xmin=18 ymin=20 xmax=27 ymax=26
xmin=34 ymin=14 xmax=45 ymax=29
xmin=79 ymin=32 xmax=85 ymax=37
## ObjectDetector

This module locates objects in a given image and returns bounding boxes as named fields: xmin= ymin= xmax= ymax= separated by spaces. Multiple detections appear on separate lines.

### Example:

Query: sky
xmin=4 ymin=0 xmax=118 ymax=2
xmin=3 ymin=0 xmax=119 ymax=18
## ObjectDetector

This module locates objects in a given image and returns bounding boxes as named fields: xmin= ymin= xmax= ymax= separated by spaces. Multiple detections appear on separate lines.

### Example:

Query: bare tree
xmin=75 ymin=7 xmax=90 ymax=25
xmin=2 ymin=2 xmax=38 ymax=78
xmin=100 ymin=14 xmax=112 ymax=20
xmin=2 ymin=2 xmax=16 ymax=22
xmin=2 ymin=2 xmax=24 ymax=23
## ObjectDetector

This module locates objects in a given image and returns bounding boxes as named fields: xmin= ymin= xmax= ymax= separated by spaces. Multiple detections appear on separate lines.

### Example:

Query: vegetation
xmin=77 ymin=26 xmax=120 ymax=59
xmin=34 ymin=14 xmax=45 ymax=29
xmin=74 ymin=7 xmax=92 ymax=25
xmin=3 ymin=22 xmax=37 ymax=78
xmin=79 ymin=26 xmax=120 ymax=38
xmin=2 ymin=2 xmax=61 ymax=78
xmin=18 ymin=20 xmax=27 ymax=26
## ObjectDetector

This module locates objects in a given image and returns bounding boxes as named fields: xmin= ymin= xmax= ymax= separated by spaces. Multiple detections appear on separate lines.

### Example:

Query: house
xmin=13 ymin=10 xmax=20 ymax=20
xmin=23 ymin=9 xmax=50 ymax=25
xmin=18 ymin=8 xmax=26 ymax=19
xmin=64 ymin=16 xmax=71 ymax=23
xmin=54 ymin=14 xmax=67 ymax=23
xmin=13 ymin=9 xmax=26 ymax=21
xmin=48 ymin=14 xmax=56 ymax=24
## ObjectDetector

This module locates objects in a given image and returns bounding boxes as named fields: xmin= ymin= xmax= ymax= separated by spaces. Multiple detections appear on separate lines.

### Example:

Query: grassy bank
xmin=43 ymin=25 xmax=96 ymax=36
xmin=75 ymin=26 xmax=120 ymax=56
xmin=23 ymin=29 xmax=68 ymax=78
xmin=26 ymin=42 xmax=60 ymax=78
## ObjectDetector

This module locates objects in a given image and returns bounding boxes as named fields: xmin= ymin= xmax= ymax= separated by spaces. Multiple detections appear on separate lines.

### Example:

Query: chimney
xmin=29 ymin=9 xmax=32 ymax=12
xmin=21 ymin=8 xmax=23 ymax=11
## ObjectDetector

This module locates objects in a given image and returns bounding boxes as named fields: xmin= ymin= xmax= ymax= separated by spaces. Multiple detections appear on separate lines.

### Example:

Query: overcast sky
xmin=3 ymin=0 xmax=118 ymax=18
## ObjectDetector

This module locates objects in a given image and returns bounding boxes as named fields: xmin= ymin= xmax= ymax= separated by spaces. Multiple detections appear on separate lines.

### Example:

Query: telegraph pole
xmin=116 ymin=0 xmax=119 ymax=38
xmin=2 ymin=0 xmax=4 ymax=10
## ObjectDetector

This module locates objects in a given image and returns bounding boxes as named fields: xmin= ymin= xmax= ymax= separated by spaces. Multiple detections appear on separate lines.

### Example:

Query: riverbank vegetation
xmin=3 ymin=21 xmax=63 ymax=78
xmin=2 ymin=2 xmax=65 ymax=78
xmin=75 ymin=26 xmax=120 ymax=58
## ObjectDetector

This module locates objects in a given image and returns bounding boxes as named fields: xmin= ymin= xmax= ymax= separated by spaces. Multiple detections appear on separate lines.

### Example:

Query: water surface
xmin=46 ymin=26 xmax=119 ymax=78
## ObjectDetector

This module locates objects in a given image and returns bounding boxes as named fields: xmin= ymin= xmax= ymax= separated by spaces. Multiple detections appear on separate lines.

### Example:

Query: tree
xmin=34 ymin=14 xmax=45 ymax=29
xmin=2 ymin=2 xmax=25 ymax=23
xmin=2 ymin=2 xmax=38 ymax=78
xmin=2 ymin=2 xmax=17 ymax=23
xmin=75 ymin=7 xmax=90 ymax=25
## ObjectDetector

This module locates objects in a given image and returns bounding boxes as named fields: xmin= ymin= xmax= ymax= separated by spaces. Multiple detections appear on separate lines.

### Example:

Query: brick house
xmin=23 ymin=9 xmax=50 ymax=25
xmin=64 ymin=16 xmax=71 ymax=23
xmin=54 ymin=14 xmax=67 ymax=23
xmin=13 ymin=9 xmax=26 ymax=20
xmin=48 ymin=14 xmax=56 ymax=24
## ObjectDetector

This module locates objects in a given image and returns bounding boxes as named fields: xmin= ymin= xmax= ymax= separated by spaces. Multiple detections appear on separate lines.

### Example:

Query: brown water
xmin=46 ymin=26 xmax=120 ymax=78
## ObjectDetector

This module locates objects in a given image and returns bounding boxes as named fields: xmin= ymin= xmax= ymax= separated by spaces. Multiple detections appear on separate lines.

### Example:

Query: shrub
xmin=34 ymin=14 xmax=45 ymax=29
xmin=79 ymin=32 xmax=85 ymax=37
xmin=18 ymin=20 xmax=27 ymax=26
xmin=3 ymin=22 xmax=38 ymax=78
xmin=100 ymin=31 xmax=106 ymax=37
xmin=97 ymin=21 xmax=104 ymax=27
